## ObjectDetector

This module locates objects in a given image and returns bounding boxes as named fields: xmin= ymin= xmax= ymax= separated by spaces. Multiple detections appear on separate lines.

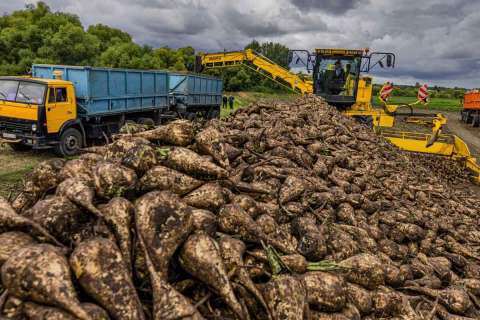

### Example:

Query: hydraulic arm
xmin=197 ymin=49 xmax=313 ymax=94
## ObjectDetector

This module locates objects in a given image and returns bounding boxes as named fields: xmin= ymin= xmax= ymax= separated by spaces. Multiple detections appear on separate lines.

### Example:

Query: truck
xmin=461 ymin=90 xmax=480 ymax=127
xmin=0 ymin=65 xmax=222 ymax=156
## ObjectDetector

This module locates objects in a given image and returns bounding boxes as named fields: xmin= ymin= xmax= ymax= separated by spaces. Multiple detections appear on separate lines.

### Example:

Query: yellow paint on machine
xmin=0 ymin=101 xmax=38 ymax=121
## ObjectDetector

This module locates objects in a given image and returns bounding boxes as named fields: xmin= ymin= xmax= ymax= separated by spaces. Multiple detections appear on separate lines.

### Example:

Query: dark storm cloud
xmin=222 ymin=8 xmax=283 ymax=37
xmin=289 ymin=0 xmax=364 ymax=14
xmin=2 ymin=0 xmax=480 ymax=87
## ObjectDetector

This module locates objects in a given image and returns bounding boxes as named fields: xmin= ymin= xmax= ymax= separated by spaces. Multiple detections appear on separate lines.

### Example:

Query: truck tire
xmin=460 ymin=111 xmax=467 ymax=122
xmin=207 ymin=107 xmax=220 ymax=119
xmin=137 ymin=117 xmax=155 ymax=126
xmin=465 ymin=111 xmax=473 ymax=124
xmin=472 ymin=111 xmax=480 ymax=127
xmin=9 ymin=143 xmax=32 ymax=152
xmin=54 ymin=128 xmax=83 ymax=157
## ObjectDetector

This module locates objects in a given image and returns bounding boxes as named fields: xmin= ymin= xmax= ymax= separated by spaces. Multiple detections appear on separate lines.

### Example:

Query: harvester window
xmin=315 ymin=57 xmax=360 ymax=97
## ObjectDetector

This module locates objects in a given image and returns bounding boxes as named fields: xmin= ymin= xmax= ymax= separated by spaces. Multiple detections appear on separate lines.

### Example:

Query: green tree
xmin=87 ymin=24 xmax=132 ymax=52
xmin=44 ymin=23 xmax=100 ymax=65
xmin=98 ymin=42 xmax=145 ymax=69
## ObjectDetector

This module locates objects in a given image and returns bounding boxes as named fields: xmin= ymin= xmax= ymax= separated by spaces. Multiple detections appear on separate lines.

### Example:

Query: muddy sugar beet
xmin=0 ymin=96 xmax=479 ymax=319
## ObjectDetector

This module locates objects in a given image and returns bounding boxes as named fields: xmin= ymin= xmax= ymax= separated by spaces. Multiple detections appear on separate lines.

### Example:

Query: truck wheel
xmin=465 ymin=111 xmax=473 ymax=124
xmin=138 ymin=117 xmax=155 ymax=126
xmin=55 ymin=128 xmax=83 ymax=157
xmin=472 ymin=111 xmax=480 ymax=127
xmin=207 ymin=108 xmax=220 ymax=119
xmin=9 ymin=143 xmax=32 ymax=152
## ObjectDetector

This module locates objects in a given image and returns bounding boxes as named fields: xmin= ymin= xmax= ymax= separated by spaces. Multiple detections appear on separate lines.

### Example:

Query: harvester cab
xmin=288 ymin=48 xmax=395 ymax=109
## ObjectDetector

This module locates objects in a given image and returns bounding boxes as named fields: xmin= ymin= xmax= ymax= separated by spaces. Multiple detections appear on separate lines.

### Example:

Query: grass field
xmin=0 ymin=144 xmax=51 ymax=198
xmin=373 ymin=96 xmax=462 ymax=111
xmin=220 ymin=92 xmax=296 ymax=117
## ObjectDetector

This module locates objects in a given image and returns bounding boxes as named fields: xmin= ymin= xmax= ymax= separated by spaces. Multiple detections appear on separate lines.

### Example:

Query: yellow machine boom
xmin=200 ymin=49 xmax=313 ymax=94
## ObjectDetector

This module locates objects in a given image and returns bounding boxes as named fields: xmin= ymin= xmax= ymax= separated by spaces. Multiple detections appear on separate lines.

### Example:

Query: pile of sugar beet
xmin=1 ymin=96 xmax=480 ymax=320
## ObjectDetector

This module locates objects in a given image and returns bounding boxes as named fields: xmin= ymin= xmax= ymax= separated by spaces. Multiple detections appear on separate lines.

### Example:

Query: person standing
xmin=222 ymin=96 xmax=228 ymax=109
xmin=228 ymin=95 xmax=235 ymax=110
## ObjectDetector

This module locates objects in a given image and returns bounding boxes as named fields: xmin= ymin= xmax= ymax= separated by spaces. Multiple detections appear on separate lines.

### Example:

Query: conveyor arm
xmin=198 ymin=49 xmax=313 ymax=94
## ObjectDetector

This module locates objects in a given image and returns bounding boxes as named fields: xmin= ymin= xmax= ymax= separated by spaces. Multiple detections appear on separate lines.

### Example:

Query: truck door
xmin=45 ymin=86 xmax=76 ymax=134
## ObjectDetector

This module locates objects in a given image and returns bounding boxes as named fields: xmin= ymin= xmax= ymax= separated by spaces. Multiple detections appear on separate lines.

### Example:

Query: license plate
xmin=2 ymin=133 xmax=16 ymax=139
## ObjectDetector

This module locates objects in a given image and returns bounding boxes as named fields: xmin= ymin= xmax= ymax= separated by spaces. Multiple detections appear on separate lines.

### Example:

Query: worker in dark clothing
xmin=222 ymin=96 xmax=228 ymax=109
xmin=333 ymin=60 xmax=345 ymax=81
xmin=328 ymin=60 xmax=346 ymax=95
xmin=228 ymin=96 xmax=235 ymax=110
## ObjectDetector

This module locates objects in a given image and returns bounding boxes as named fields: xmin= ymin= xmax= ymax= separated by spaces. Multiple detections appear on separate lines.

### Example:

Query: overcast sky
xmin=2 ymin=0 xmax=480 ymax=88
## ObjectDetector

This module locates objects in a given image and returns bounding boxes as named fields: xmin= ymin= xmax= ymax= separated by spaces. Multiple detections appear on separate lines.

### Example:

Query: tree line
xmin=0 ymin=2 xmax=290 ymax=92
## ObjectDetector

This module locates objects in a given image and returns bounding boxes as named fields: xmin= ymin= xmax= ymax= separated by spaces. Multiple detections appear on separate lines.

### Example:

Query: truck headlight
xmin=31 ymin=124 xmax=37 ymax=132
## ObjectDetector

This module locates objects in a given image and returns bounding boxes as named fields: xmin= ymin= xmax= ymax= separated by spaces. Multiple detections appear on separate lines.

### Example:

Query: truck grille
xmin=0 ymin=117 xmax=34 ymax=133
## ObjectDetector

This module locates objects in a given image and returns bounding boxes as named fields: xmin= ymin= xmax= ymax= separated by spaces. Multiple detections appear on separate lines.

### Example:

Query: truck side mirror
xmin=287 ymin=52 xmax=293 ymax=65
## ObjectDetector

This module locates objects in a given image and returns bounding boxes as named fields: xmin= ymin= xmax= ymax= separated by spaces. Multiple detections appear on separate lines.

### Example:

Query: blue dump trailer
xmin=32 ymin=65 xmax=170 ymax=117
xmin=8 ymin=64 xmax=224 ymax=155
xmin=169 ymin=73 xmax=223 ymax=119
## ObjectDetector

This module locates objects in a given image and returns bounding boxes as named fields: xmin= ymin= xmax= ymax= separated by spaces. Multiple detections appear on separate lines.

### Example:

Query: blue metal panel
xmin=168 ymin=73 xmax=223 ymax=108
xmin=143 ymin=73 xmax=154 ymax=95
xmin=110 ymin=71 xmax=126 ymax=97
xmin=32 ymin=64 xmax=169 ymax=116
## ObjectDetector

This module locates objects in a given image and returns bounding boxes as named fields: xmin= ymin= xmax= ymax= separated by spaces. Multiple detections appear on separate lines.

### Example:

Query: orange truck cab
xmin=461 ymin=90 xmax=480 ymax=127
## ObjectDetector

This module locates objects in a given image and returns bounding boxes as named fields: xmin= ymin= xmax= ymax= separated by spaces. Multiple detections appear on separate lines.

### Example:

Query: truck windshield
xmin=0 ymin=80 xmax=46 ymax=104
